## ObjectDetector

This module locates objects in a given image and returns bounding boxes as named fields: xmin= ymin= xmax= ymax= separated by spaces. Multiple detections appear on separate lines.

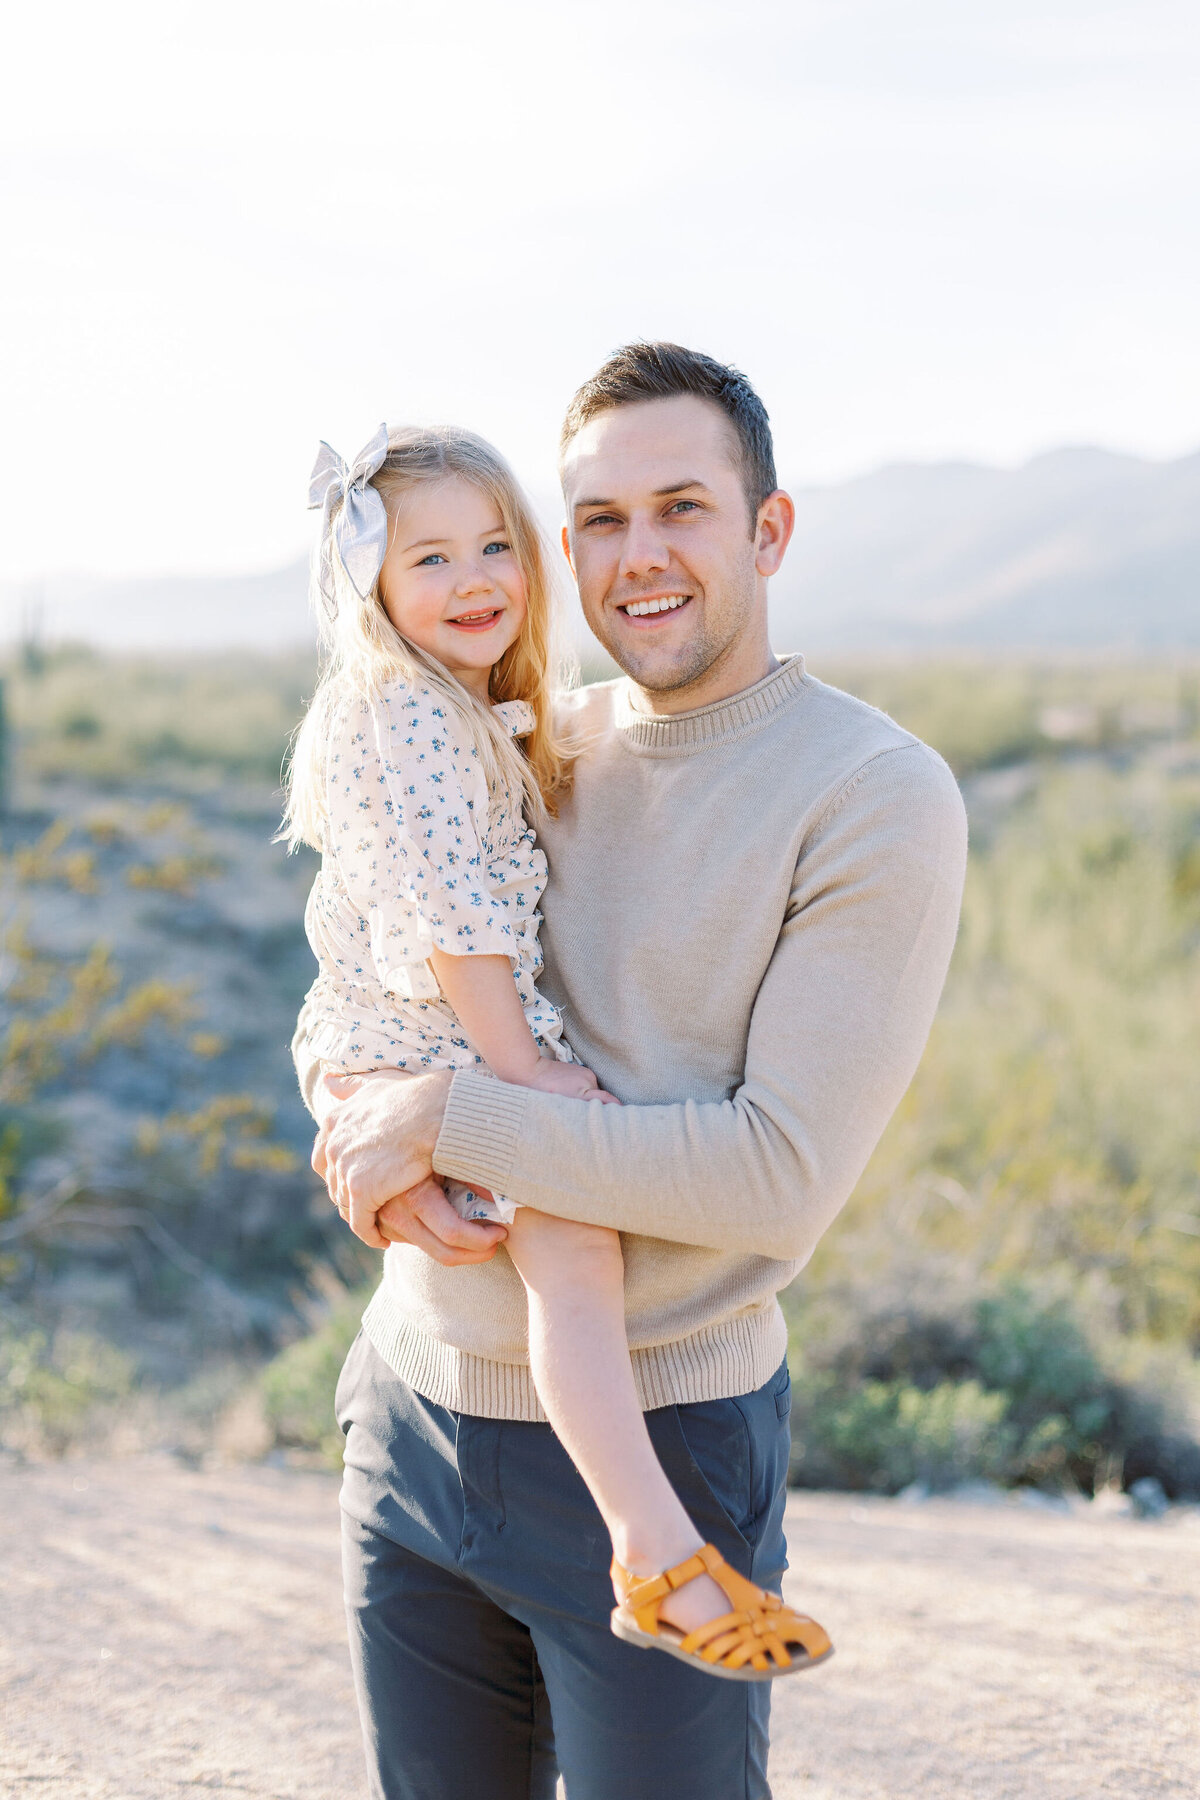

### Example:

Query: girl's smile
xmin=446 ymin=605 xmax=507 ymax=631
xmin=378 ymin=475 xmax=528 ymax=696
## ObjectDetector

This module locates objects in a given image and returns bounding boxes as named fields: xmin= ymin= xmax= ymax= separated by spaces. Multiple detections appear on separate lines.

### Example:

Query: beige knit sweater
xmin=294 ymin=656 xmax=968 ymax=1420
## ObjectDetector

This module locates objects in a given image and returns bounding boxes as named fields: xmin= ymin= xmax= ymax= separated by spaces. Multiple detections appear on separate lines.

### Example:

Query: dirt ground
xmin=0 ymin=1458 xmax=1196 ymax=1799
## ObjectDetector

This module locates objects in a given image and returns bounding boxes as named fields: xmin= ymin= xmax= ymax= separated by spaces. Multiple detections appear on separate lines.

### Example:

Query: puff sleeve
xmin=326 ymin=682 xmax=520 ymax=1000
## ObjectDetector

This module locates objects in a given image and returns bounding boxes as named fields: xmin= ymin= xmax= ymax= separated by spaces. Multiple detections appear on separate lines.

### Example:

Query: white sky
xmin=2 ymin=0 xmax=1198 ymax=583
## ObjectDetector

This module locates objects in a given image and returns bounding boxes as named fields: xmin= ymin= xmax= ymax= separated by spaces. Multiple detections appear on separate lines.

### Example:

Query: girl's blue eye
xmin=418 ymin=553 xmax=447 ymax=566
xmin=482 ymin=540 xmax=510 ymax=555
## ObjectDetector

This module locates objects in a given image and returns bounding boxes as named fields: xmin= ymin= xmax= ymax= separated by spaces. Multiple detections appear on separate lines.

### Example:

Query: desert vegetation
xmin=1 ymin=644 xmax=1197 ymax=1495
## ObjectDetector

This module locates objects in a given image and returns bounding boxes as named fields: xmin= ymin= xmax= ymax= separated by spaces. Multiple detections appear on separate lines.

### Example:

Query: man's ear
xmin=754 ymin=490 xmax=795 ymax=579
xmin=560 ymin=521 xmax=576 ymax=575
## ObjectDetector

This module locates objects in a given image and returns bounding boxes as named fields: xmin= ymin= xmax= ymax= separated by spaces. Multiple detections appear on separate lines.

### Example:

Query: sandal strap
xmin=612 ymin=1542 xmax=833 ymax=1666
xmin=677 ymin=1610 xmax=751 ymax=1653
xmin=620 ymin=1550 xmax=710 ymax=1614
xmin=613 ymin=1542 xmax=749 ymax=1615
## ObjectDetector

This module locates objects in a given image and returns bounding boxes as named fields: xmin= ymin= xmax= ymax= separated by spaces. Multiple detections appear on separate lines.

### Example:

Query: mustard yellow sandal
xmin=610 ymin=1542 xmax=833 ymax=1682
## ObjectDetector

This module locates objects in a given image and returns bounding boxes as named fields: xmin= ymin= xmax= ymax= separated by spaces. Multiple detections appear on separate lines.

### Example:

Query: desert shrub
xmin=3 ymin=647 xmax=315 ymax=788
xmin=783 ymin=744 xmax=1200 ymax=1493
xmin=260 ymin=1283 xmax=374 ymax=1466
xmin=811 ymin=654 xmax=1199 ymax=777
xmin=787 ymin=1273 xmax=1186 ymax=1493
xmin=0 ymin=1324 xmax=134 ymax=1455
xmin=0 ymin=801 xmax=322 ymax=1312
xmin=5 ymin=650 xmax=1198 ymax=1471
xmin=822 ymin=756 xmax=1200 ymax=1342
xmin=788 ymin=1281 xmax=1180 ymax=1490
xmin=796 ymin=1375 xmax=1015 ymax=1492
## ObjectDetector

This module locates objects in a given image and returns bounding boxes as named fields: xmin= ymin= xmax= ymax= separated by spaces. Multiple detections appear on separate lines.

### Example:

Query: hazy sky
xmin=3 ymin=0 xmax=1198 ymax=584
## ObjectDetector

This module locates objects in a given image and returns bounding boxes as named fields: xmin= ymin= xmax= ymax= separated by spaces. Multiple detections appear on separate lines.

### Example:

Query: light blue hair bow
xmin=308 ymin=422 xmax=391 ymax=614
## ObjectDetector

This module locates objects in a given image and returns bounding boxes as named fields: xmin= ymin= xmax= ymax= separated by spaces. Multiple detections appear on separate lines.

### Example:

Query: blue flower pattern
xmin=303 ymin=678 xmax=570 ymax=1076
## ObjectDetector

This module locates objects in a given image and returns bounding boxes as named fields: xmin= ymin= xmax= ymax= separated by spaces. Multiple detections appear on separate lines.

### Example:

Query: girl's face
xmin=377 ymin=476 xmax=528 ymax=697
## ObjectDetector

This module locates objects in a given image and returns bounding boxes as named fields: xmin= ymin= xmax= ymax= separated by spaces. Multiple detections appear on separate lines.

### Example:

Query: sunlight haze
xmin=2 ymin=0 xmax=1198 ymax=592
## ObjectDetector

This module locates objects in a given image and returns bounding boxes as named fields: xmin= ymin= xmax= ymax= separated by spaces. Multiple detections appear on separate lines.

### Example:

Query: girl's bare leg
xmin=503 ymin=1206 xmax=730 ymax=1636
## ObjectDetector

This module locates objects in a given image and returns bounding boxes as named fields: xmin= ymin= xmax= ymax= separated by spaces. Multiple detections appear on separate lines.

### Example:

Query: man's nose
xmin=619 ymin=515 xmax=670 ymax=581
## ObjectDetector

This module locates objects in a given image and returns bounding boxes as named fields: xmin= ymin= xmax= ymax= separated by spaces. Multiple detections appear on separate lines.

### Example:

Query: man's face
xmin=561 ymin=395 xmax=766 ymax=694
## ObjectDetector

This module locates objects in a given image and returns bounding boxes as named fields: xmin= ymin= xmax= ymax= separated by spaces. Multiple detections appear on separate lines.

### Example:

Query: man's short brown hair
xmin=559 ymin=342 xmax=777 ymax=527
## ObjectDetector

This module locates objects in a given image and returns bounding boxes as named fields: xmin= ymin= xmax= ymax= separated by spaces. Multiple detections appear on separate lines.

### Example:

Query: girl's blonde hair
xmin=283 ymin=424 xmax=574 ymax=852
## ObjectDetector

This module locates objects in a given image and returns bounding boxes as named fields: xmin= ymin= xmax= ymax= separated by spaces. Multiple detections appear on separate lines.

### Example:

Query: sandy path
xmin=0 ymin=1459 xmax=1195 ymax=1798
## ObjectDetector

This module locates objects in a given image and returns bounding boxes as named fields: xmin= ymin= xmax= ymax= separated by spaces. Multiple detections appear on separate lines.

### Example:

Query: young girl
xmin=285 ymin=422 xmax=831 ymax=1681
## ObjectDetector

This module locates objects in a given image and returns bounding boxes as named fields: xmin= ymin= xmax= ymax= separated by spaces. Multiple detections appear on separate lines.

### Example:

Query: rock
xmin=1128 ymin=1476 xmax=1170 ymax=1520
xmin=1123 ymin=1434 xmax=1200 ymax=1502
xmin=946 ymin=1479 xmax=1008 ymax=1507
xmin=1017 ymin=1487 xmax=1071 ymax=1513
xmin=897 ymin=1480 xmax=930 ymax=1504
xmin=1089 ymin=1486 xmax=1133 ymax=1518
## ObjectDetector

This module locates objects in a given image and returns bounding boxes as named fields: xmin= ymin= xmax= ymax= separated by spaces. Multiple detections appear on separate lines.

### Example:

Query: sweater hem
xmin=360 ymin=1285 xmax=789 ymax=1422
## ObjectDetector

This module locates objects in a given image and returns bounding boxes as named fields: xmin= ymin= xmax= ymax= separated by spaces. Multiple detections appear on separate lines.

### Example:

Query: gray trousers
xmin=335 ymin=1333 xmax=794 ymax=1800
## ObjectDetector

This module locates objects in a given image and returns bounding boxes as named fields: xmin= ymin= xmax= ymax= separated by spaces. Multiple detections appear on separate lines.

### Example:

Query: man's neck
xmin=628 ymin=632 xmax=781 ymax=718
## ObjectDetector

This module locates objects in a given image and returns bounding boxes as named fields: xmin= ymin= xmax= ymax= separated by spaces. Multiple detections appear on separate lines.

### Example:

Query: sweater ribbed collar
xmin=614 ymin=653 xmax=809 ymax=753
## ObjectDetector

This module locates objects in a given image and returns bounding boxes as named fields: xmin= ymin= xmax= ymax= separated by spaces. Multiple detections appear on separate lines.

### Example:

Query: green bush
xmin=0 ymin=1326 xmax=135 ymax=1455
xmin=810 ymin=751 xmax=1200 ymax=1347
xmin=787 ymin=1276 xmax=1183 ymax=1493
xmin=3 ymin=646 xmax=315 ymax=787
xmin=260 ymin=1284 xmax=373 ymax=1466
xmin=810 ymin=654 xmax=1199 ymax=778
xmin=798 ymin=1375 xmax=1014 ymax=1492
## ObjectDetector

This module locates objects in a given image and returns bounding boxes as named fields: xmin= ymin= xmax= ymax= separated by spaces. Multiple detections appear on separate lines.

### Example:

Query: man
xmin=301 ymin=343 xmax=968 ymax=1800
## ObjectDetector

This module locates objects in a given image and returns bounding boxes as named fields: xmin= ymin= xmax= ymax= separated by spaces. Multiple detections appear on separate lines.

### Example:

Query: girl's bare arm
xmin=428 ymin=949 xmax=610 ymax=1100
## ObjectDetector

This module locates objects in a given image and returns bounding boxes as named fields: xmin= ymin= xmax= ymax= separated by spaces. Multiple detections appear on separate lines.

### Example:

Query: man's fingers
xmin=347 ymin=1194 xmax=388 ymax=1250
xmin=370 ymin=1180 xmax=507 ymax=1265
xmin=322 ymin=1072 xmax=365 ymax=1101
xmin=410 ymin=1182 xmax=508 ymax=1252
xmin=326 ymin=1145 xmax=347 ymax=1215
xmin=311 ymin=1127 xmax=329 ymax=1180
xmin=378 ymin=1201 xmax=502 ymax=1266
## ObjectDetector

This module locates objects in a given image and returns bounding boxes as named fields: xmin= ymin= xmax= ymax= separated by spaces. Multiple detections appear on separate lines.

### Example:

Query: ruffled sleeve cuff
xmin=369 ymin=877 xmax=520 ymax=996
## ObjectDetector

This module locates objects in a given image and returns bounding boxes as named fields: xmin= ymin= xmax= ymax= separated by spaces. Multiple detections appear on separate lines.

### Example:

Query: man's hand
xmin=374 ymin=1176 xmax=507 ymax=1264
xmin=313 ymin=1069 xmax=505 ymax=1262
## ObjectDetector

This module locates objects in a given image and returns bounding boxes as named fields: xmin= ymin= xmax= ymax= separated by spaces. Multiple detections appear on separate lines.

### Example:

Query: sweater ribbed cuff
xmin=433 ymin=1070 xmax=529 ymax=1196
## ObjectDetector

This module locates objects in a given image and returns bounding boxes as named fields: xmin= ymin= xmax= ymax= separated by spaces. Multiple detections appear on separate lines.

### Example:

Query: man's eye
xmin=584 ymin=513 xmax=619 ymax=528
xmin=667 ymin=500 xmax=699 ymax=515
xmin=482 ymin=540 xmax=510 ymax=555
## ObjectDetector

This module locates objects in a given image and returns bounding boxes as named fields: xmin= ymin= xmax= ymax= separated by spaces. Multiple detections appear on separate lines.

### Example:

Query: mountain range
xmin=774 ymin=446 xmax=1200 ymax=649
xmin=5 ymin=446 xmax=1198 ymax=652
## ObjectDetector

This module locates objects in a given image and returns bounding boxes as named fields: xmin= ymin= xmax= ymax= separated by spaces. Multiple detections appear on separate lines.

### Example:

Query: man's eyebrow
xmin=572 ymin=480 xmax=712 ymax=515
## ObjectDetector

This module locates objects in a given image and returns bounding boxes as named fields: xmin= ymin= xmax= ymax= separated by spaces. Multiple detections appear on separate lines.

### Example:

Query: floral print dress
xmin=302 ymin=678 xmax=570 ymax=1218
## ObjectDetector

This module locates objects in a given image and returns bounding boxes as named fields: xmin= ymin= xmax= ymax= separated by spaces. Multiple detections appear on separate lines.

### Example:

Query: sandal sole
xmin=610 ymin=1610 xmax=834 ymax=1683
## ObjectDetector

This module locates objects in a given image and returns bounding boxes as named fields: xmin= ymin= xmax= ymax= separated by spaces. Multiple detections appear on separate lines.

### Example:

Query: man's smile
xmin=615 ymin=593 xmax=693 ymax=626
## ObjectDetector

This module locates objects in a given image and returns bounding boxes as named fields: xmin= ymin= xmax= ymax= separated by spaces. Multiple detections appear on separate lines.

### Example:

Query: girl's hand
xmin=520 ymin=1061 xmax=621 ymax=1104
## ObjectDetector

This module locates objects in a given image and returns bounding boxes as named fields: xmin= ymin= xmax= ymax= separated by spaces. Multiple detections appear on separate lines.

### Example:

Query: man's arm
xmin=294 ymin=1006 xmax=508 ymax=1263
xmin=431 ymin=743 xmax=968 ymax=1265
